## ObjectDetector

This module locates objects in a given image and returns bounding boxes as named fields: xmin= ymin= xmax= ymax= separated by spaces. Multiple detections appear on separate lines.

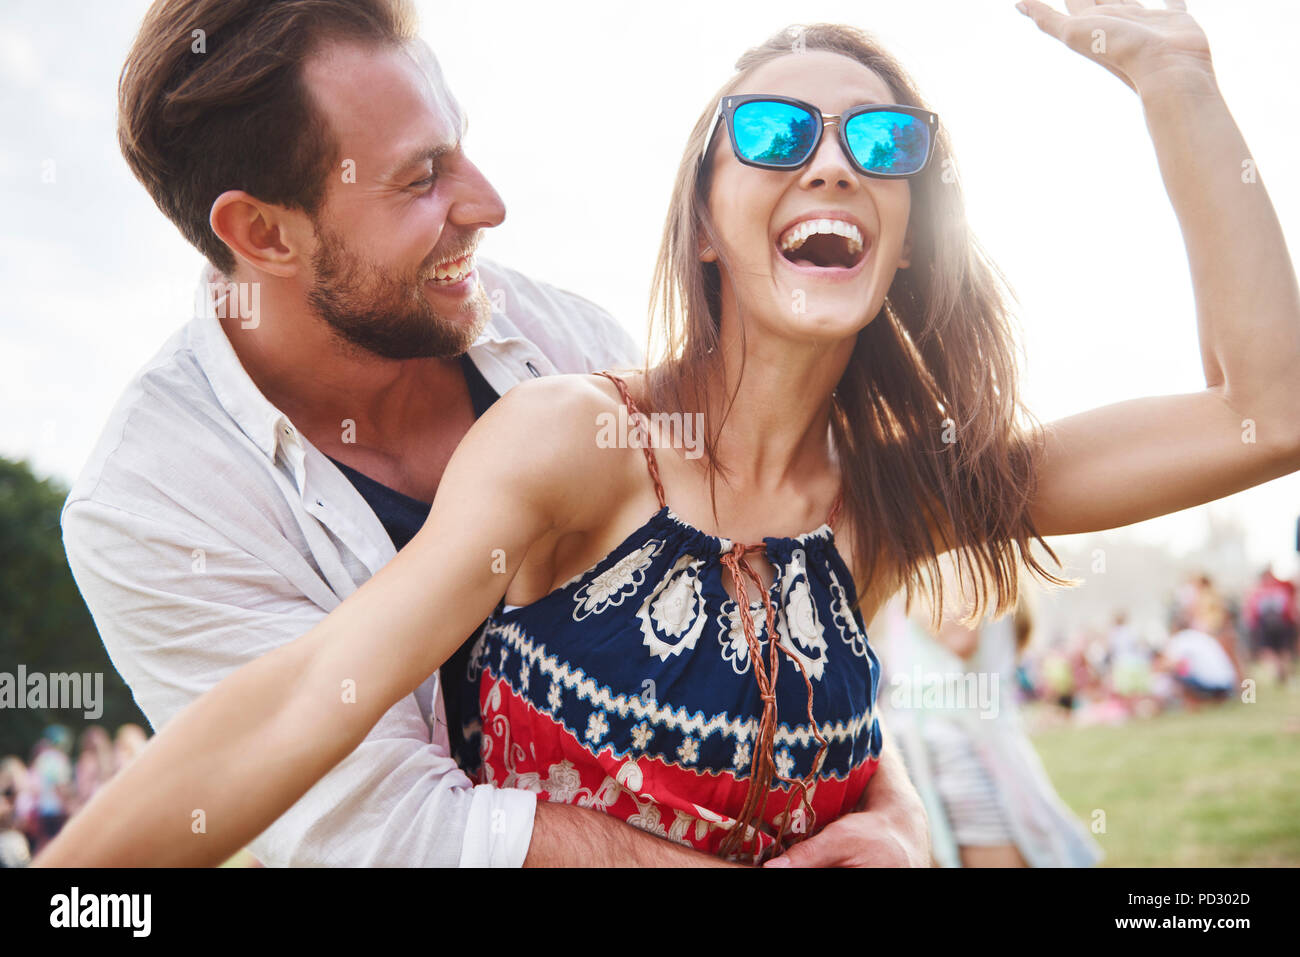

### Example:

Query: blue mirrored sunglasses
xmin=702 ymin=94 xmax=939 ymax=179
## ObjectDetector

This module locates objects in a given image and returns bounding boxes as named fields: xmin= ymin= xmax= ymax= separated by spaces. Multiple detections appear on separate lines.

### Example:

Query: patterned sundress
xmin=458 ymin=372 xmax=883 ymax=863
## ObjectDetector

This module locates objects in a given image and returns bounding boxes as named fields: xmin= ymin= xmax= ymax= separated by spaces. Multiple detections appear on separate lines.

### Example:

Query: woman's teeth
xmin=779 ymin=219 xmax=865 ymax=258
xmin=428 ymin=254 xmax=474 ymax=283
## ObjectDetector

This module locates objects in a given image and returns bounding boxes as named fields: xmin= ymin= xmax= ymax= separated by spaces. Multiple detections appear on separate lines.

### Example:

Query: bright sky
xmin=2 ymin=0 xmax=1298 ymax=575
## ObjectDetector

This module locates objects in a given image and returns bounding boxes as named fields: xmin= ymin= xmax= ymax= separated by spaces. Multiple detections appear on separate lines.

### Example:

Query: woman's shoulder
xmin=461 ymin=371 xmax=653 ymax=524
xmin=476 ymin=371 xmax=639 ymax=450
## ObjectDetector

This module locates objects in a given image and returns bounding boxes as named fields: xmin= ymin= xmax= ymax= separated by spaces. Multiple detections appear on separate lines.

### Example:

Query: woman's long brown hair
xmin=646 ymin=23 xmax=1075 ymax=631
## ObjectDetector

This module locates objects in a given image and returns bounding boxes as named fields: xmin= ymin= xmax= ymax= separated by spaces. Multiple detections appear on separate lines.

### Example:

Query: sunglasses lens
xmin=732 ymin=101 xmax=818 ymax=167
xmin=844 ymin=111 xmax=931 ymax=175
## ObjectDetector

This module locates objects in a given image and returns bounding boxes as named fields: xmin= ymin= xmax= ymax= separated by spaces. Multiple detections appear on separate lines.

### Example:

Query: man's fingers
xmin=763 ymin=832 xmax=844 ymax=868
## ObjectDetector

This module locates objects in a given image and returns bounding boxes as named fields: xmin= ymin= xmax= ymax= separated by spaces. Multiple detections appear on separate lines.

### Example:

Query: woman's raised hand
xmin=1016 ymin=0 xmax=1214 ymax=97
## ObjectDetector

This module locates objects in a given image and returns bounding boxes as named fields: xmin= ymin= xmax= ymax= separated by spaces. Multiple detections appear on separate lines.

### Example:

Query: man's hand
xmin=763 ymin=730 xmax=930 ymax=868
xmin=762 ymin=800 xmax=930 ymax=868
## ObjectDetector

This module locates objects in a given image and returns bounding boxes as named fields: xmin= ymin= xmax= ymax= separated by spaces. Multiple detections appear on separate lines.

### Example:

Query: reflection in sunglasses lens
xmin=733 ymin=101 xmax=818 ymax=166
xmin=844 ymin=111 xmax=930 ymax=175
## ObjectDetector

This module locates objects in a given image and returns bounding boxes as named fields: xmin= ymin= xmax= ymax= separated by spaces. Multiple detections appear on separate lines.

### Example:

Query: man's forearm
xmin=524 ymin=801 xmax=746 ymax=867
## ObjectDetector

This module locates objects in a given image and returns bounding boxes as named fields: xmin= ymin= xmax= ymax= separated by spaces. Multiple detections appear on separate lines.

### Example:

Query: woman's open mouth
xmin=777 ymin=218 xmax=868 ymax=271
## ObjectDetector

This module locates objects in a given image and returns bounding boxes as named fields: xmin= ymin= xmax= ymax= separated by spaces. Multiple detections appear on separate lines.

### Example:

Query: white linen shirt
xmin=62 ymin=259 xmax=640 ymax=867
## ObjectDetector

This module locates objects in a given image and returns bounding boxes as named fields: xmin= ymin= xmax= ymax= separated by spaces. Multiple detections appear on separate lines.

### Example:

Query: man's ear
xmin=209 ymin=191 xmax=309 ymax=279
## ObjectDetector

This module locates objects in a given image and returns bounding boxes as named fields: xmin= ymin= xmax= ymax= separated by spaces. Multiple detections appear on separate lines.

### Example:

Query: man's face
xmin=300 ymin=40 xmax=505 ymax=359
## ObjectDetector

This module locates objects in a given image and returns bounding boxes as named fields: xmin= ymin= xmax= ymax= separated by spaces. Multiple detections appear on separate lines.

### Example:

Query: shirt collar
xmin=192 ymin=263 xmax=288 ymax=461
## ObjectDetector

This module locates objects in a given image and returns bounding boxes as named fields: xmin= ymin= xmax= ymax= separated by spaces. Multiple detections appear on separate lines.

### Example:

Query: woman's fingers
xmin=1018 ymin=0 xmax=1068 ymax=34
xmin=1017 ymin=0 xmax=1142 ymax=92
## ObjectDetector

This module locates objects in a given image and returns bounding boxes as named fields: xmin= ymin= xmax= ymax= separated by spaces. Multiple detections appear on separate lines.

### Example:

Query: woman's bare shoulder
xmin=459 ymin=372 xmax=647 ymax=528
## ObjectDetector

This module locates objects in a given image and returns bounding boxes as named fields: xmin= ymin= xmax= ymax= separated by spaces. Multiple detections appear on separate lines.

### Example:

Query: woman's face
xmin=704 ymin=51 xmax=914 ymax=346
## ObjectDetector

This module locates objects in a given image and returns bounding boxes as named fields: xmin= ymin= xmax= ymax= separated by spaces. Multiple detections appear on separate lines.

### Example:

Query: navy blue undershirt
xmin=327 ymin=354 xmax=500 ymax=753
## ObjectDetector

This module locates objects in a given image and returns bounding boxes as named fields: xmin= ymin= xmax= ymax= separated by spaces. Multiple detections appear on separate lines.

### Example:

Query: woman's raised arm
xmin=34 ymin=375 xmax=596 ymax=866
xmin=1014 ymin=1 xmax=1300 ymax=537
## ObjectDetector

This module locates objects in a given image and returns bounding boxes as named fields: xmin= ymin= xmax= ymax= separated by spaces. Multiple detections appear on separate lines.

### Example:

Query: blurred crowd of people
xmin=876 ymin=559 xmax=1298 ymax=868
xmin=1020 ymin=566 xmax=1298 ymax=726
xmin=0 ymin=722 xmax=150 ymax=868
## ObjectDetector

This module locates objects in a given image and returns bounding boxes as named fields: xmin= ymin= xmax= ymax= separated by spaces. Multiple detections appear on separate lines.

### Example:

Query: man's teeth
xmin=779 ymin=219 xmax=865 ymax=256
xmin=429 ymin=254 xmax=474 ymax=283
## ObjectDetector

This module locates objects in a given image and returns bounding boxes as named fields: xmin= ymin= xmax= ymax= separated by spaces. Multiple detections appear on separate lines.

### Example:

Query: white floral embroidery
xmin=585 ymin=710 xmax=610 ymax=746
xmin=572 ymin=540 xmax=661 ymax=621
xmin=775 ymin=549 xmax=829 ymax=681
xmin=631 ymin=722 xmax=654 ymax=750
xmin=627 ymin=802 xmax=668 ymax=838
xmin=693 ymin=803 xmax=731 ymax=824
xmin=466 ymin=631 xmax=488 ymax=682
xmin=547 ymin=762 xmax=583 ymax=802
xmin=516 ymin=760 xmax=583 ymax=803
xmin=587 ymin=776 xmax=622 ymax=811
xmin=616 ymin=757 xmax=644 ymax=791
xmin=732 ymin=740 xmax=751 ymax=771
xmin=518 ymin=660 xmax=530 ymax=694
xmin=716 ymin=600 xmax=767 ymax=675
xmin=668 ymin=809 xmax=696 ymax=846
xmin=546 ymin=678 xmax=563 ymax=711
xmin=787 ymin=580 xmax=818 ymax=643
xmin=776 ymin=748 xmax=795 ymax=779
xmin=497 ymin=644 xmax=509 ymax=675
xmin=829 ymin=567 xmax=871 ymax=659
xmin=677 ymin=736 xmax=699 ymax=765
xmin=485 ymin=679 xmax=503 ymax=714
xmin=638 ymin=554 xmax=707 ymax=660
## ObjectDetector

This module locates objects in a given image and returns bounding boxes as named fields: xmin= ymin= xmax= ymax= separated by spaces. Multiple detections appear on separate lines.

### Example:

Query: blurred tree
xmin=752 ymin=113 xmax=817 ymax=163
xmin=0 ymin=456 xmax=145 ymax=757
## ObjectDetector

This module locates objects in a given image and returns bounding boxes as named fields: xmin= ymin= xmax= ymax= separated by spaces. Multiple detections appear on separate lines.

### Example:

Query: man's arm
xmin=58 ymin=499 xmax=533 ymax=867
xmin=526 ymin=803 xmax=745 ymax=868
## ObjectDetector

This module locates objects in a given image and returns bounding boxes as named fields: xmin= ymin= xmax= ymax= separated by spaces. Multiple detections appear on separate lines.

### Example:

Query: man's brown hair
xmin=118 ymin=0 xmax=416 ymax=275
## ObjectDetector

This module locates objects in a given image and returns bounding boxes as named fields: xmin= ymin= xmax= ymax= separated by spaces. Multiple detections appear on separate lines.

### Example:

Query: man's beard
xmin=307 ymin=220 xmax=490 ymax=360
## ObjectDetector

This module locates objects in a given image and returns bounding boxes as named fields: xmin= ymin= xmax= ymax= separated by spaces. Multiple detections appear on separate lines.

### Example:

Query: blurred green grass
xmin=1031 ymin=680 xmax=1300 ymax=866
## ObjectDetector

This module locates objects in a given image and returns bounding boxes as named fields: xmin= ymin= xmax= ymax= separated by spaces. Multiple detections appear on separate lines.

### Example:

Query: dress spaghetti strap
xmin=595 ymin=371 xmax=668 ymax=510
